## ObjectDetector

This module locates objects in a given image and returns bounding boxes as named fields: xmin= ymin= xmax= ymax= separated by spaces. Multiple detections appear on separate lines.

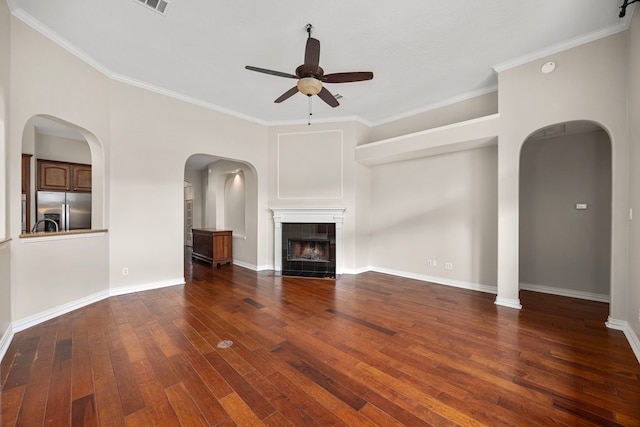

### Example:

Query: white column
xmin=273 ymin=214 xmax=282 ymax=273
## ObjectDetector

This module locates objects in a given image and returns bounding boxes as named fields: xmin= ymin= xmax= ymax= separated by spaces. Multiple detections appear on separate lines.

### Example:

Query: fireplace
xmin=271 ymin=207 xmax=345 ymax=278
xmin=281 ymin=223 xmax=335 ymax=278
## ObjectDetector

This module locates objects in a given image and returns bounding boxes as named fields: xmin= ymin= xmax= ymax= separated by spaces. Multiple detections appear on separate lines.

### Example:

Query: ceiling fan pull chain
xmin=308 ymin=96 xmax=312 ymax=125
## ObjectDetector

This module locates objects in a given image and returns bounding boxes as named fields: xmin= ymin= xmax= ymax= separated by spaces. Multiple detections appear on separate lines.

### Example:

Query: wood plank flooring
xmin=2 ymin=253 xmax=640 ymax=426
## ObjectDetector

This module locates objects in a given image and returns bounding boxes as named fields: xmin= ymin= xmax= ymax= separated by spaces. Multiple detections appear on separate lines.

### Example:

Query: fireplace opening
xmin=288 ymin=239 xmax=330 ymax=262
xmin=281 ymin=222 xmax=336 ymax=278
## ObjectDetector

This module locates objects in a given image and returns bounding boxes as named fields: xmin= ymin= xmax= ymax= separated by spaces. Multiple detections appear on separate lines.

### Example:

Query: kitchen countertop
xmin=19 ymin=229 xmax=108 ymax=239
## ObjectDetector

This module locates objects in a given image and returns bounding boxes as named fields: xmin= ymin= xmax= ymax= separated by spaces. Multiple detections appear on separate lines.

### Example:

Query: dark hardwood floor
xmin=2 ymin=252 xmax=640 ymax=426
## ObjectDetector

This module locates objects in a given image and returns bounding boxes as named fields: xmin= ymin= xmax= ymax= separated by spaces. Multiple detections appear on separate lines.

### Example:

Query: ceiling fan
xmin=245 ymin=24 xmax=373 ymax=108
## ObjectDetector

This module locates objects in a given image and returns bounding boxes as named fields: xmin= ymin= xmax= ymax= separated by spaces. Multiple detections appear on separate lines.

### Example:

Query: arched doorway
xmin=184 ymin=154 xmax=258 ymax=269
xmin=519 ymin=121 xmax=612 ymax=302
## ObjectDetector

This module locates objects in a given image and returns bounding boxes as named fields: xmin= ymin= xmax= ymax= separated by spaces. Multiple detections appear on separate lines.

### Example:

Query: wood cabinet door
xmin=192 ymin=230 xmax=214 ymax=263
xmin=22 ymin=154 xmax=32 ymax=194
xmin=213 ymin=231 xmax=233 ymax=263
xmin=73 ymin=164 xmax=92 ymax=192
xmin=38 ymin=160 xmax=71 ymax=191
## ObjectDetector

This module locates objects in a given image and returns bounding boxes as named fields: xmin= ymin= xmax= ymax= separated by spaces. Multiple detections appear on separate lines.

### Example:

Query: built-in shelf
xmin=355 ymin=113 xmax=500 ymax=165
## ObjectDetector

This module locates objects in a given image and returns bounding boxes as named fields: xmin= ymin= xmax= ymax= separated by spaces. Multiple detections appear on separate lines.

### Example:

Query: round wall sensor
xmin=541 ymin=61 xmax=556 ymax=74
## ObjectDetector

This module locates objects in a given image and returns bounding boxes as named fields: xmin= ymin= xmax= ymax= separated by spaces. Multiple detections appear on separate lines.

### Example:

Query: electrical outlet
xmin=122 ymin=267 xmax=129 ymax=276
xmin=445 ymin=262 xmax=453 ymax=270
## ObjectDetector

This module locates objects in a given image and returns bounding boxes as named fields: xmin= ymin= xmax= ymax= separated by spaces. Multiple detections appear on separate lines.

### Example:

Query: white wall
xmin=34 ymin=131 xmax=91 ymax=164
xmin=369 ymin=146 xmax=498 ymax=288
xmin=108 ymin=82 xmax=268 ymax=287
xmin=520 ymin=129 xmax=611 ymax=297
xmin=366 ymin=91 xmax=498 ymax=143
xmin=8 ymin=15 xmax=111 ymax=322
xmin=0 ymin=0 xmax=11 ymax=344
xmin=224 ymin=172 xmax=245 ymax=236
xmin=627 ymin=10 xmax=640 ymax=340
xmin=497 ymin=31 xmax=629 ymax=313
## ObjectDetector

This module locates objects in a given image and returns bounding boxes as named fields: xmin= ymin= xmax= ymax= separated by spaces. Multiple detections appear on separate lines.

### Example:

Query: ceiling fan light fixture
xmin=297 ymin=77 xmax=322 ymax=96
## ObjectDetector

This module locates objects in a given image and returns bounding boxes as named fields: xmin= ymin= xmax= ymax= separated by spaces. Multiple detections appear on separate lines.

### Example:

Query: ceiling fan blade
xmin=304 ymin=37 xmax=320 ymax=69
xmin=317 ymin=87 xmax=339 ymax=108
xmin=245 ymin=66 xmax=297 ymax=79
xmin=274 ymin=86 xmax=299 ymax=103
xmin=323 ymin=72 xmax=374 ymax=83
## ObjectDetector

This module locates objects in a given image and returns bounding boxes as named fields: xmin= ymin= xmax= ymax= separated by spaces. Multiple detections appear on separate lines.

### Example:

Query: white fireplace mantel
xmin=271 ymin=207 xmax=346 ymax=275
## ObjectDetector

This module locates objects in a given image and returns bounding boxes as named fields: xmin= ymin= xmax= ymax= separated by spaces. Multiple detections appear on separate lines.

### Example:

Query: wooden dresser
xmin=191 ymin=228 xmax=233 ymax=267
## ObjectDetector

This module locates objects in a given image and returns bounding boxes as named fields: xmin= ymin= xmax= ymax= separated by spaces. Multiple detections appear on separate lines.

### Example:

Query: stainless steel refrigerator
xmin=36 ymin=191 xmax=91 ymax=231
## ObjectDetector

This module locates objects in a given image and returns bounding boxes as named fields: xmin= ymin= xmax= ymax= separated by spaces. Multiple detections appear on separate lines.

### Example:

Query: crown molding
xmin=493 ymin=15 xmax=633 ymax=73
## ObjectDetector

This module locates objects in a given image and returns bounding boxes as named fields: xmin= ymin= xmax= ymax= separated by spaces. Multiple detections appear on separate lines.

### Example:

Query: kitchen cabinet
xmin=192 ymin=228 xmax=233 ymax=267
xmin=37 ymin=159 xmax=91 ymax=193
xmin=73 ymin=164 xmax=92 ymax=192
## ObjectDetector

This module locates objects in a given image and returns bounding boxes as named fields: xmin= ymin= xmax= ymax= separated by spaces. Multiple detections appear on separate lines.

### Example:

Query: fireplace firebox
xmin=281 ymin=223 xmax=336 ymax=278
xmin=287 ymin=239 xmax=331 ymax=262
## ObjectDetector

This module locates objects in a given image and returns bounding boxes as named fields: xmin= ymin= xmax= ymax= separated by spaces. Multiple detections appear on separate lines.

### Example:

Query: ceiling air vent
xmin=135 ymin=0 xmax=170 ymax=16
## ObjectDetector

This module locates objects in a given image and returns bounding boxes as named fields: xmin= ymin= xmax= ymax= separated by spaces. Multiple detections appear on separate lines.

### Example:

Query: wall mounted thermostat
xmin=576 ymin=203 xmax=588 ymax=210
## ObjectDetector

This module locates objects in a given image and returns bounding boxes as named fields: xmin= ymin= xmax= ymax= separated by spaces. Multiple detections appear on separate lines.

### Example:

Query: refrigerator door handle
xmin=65 ymin=204 xmax=70 ymax=231
xmin=61 ymin=204 xmax=67 ymax=231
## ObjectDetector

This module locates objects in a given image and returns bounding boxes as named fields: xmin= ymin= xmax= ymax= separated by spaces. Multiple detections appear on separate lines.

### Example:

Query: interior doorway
xmin=184 ymin=154 xmax=258 ymax=269
xmin=519 ymin=121 xmax=612 ymax=302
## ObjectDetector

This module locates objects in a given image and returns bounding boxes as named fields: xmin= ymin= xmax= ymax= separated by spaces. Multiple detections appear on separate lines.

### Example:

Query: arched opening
xmin=184 ymin=154 xmax=258 ymax=269
xmin=21 ymin=115 xmax=104 ymax=234
xmin=519 ymin=121 xmax=612 ymax=302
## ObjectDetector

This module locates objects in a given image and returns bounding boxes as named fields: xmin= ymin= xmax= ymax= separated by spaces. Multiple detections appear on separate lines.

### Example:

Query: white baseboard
xmin=606 ymin=317 xmax=640 ymax=364
xmin=256 ymin=263 xmax=274 ymax=271
xmin=11 ymin=278 xmax=185 ymax=334
xmin=232 ymin=260 xmax=259 ymax=271
xmin=495 ymin=296 xmax=523 ymax=310
xmin=109 ymin=277 xmax=184 ymax=297
xmin=369 ymin=266 xmax=498 ymax=295
xmin=342 ymin=266 xmax=372 ymax=275
xmin=520 ymin=282 xmax=610 ymax=303
xmin=12 ymin=289 xmax=111 ymax=333
xmin=0 ymin=324 xmax=15 ymax=362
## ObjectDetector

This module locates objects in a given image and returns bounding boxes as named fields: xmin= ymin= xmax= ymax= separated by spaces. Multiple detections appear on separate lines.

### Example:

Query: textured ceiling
xmin=9 ymin=0 xmax=633 ymax=125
